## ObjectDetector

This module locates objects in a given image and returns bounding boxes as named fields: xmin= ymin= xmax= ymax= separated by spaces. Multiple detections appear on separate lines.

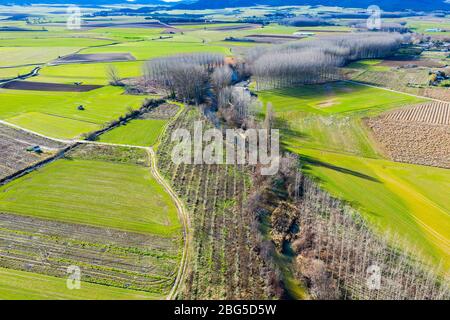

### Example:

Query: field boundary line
xmin=147 ymin=147 xmax=190 ymax=301
xmin=345 ymin=80 xmax=449 ymax=104
xmin=0 ymin=119 xmax=71 ymax=144
xmin=153 ymin=102 xmax=185 ymax=151
xmin=76 ymin=140 xmax=149 ymax=150
xmin=150 ymin=102 xmax=190 ymax=300
xmin=1 ymin=105 xmax=191 ymax=299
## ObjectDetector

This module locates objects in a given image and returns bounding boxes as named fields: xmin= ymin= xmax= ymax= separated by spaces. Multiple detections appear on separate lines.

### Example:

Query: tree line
xmin=246 ymin=153 xmax=449 ymax=300
xmin=247 ymin=33 xmax=407 ymax=90
xmin=143 ymin=52 xmax=226 ymax=104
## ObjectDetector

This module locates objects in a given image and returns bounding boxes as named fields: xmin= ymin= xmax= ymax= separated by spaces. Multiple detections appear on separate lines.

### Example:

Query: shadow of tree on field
xmin=299 ymin=154 xmax=381 ymax=183
xmin=274 ymin=117 xmax=309 ymax=142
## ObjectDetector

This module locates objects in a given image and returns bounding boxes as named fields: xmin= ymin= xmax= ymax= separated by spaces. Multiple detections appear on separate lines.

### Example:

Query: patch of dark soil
xmin=53 ymin=53 xmax=135 ymax=65
xmin=1 ymin=81 xmax=102 ymax=92
xmin=380 ymin=59 xmax=444 ymax=68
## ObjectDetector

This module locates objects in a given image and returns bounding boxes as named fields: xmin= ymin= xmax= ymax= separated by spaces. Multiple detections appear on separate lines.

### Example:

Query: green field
xmin=81 ymin=40 xmax=231 ymax=60
xmin=0 ymin=158 xmax=180 ymax=236
xmin=258 ymin=82 xmax=449 ymax=267
xmin=99 ymin=119 xmax=168 ymax=147
xmin=298 ymin=148 xmax=450 ymax=267
xmin=407 ymin=19 xmax=450 ymax=35
xmin=0 ymin=37 xmax=115 ymax=47
xmin=0 ymin=267 xmax=159 ymax=300
xmin=0 ymin=26 xmax=236 ymax=140
xmin=0 ymin=47 xmax=81 ymax=67
xmin=257 ymin=82 xmax=424 ymax=157
xmin=0 ymin=86 xmax=146 ymax=139
xmin=29 ymin=61 xmax=144 ymax=85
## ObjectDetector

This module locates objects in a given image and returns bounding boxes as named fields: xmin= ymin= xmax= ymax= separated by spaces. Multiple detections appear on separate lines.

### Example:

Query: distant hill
xmin=0 ymin=0 xmax=170 ymax=6
xmin=174 ymin=0 xmax=450 ymax=12
xmin=2 ymin=0 xmax=448 ymax=12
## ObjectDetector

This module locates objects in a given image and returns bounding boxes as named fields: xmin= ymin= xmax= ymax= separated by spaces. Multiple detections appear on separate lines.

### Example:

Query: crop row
xmin=157 ymin=107 xmax=270 ymax=299
xmin=385 ymin=101 xmax=450 ymax=125
xmin=0 ymin=212 xmax=179 ymax=295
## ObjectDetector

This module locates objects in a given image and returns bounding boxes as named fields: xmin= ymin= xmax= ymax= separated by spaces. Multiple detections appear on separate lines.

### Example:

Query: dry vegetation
xmin=383 ymin=102 xmax=450 ymax=125
xmin=292 ymin=177 xmax=450 ymax=300
xmin=252 ymin=155 xmax=449 ymax=300
xmin=140 ymin=103 xmax=180 ymax=120
xmin=367 ymin=102 xmax=450 ymax=168
xmin=248 ymin=33 xmax=405 ymax=90
xmin=0 ymin=212 xmax=178 ymax=294
xmin=0 ymin=124 xmax=66 ymax=180
xmin=157 ymin=107 xmax=280 ymax=299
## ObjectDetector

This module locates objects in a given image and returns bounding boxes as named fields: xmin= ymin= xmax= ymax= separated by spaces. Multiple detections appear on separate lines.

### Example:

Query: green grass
xmin=407 ymin=20 xmax=450 ymax=35
xmin=0 ymin=158 xmax=180 ymax=236
xmin=98 ymin=119 xmax=168 ymax=147
xmin=0 ymin=267 xmax=159 ymax=300
xmin=258 ymin=82 xmax=449 ymax=267
xmin=257 ymin=82 xmax=424 ymax=115
xmin=257 ymin=82 xmax=424 ymax=157
xmin=30 ymin=61 xmax=144 ymax=85
xmin=6 ymin=112 xmax=98 ymax=139
xmin=347 ymin=59 xmax=391 ymax=72
xmin=0 ymin=37 xmax=114 ymax=47
xmin=87 ymin=27 xmax=164 ymax=41
xmin=296 ymin=148 xmax=450 ymax=268
xmin=0 ymin=86 xmax=146 ymax=139
xmin=0 ymin=47 xmax=81 ymax=67
xmin=81 ymin=40 xmax=231 ymax=60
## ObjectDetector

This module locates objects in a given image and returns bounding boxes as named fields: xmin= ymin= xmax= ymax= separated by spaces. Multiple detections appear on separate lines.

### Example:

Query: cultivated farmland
xmin=0 ymin=144 xmax=182 ymax=298
xmin=0 ymin=123 xmax=66 ymax=180
xmin=97 ymin=103 xmax=180 ymax=147
xmin=0 ymin=267 xmax=159 ymax=300
xmin=257 ymin=82 xmax=450 ymax=267
xmin=384 ymin=101 xmax=450 ymax=125
xmin=256 ymin=82 xmax=424 ymax=158
xmin=367 ymin=102 xmax=450 ymax=168
xmin=0 ymin=86 xmax=146 ymax=139
xmin=157 ymin=108 xmax=276 ymax=299
xmin=0 ymin=146 xmax=180 ymax=235
xmin=0 ymin=3 xmax=449 ymax=301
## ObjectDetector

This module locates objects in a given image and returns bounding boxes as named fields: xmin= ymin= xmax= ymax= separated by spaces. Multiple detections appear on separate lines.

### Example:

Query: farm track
xmin=345 ymin=80 xmax=448 ymax=104
xmin=0 ymin=112 xmax=190 ymax=299
xmin=148 ymin=148 xmax=190 ymax=300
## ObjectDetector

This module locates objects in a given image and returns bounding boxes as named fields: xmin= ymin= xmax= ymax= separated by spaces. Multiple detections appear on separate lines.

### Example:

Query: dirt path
xmin=345 ymin=80 xmax=449 ymax=104
xmin=147 ymin=148 xmax=190 ymax=300
xmin=0 ymin=117 xmax=190 ymax=300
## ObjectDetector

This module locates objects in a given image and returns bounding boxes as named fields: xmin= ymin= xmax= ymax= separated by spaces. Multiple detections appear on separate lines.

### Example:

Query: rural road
xmin=147 ymin=148 xmax=190 ymax=300
xmin=0 ymin=117 xmax=191 ymax=300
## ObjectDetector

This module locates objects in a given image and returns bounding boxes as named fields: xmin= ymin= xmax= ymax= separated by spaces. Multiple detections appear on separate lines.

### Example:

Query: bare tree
xmin=247 ymin=33 xmax=406 ymax=90
xmin=211 ymin=65 xmax=233 ymax=92
xmin=144 ymin=52 xmax=225 ymax=104
xmin=107 ymin=65 xmax=123 ymax=86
